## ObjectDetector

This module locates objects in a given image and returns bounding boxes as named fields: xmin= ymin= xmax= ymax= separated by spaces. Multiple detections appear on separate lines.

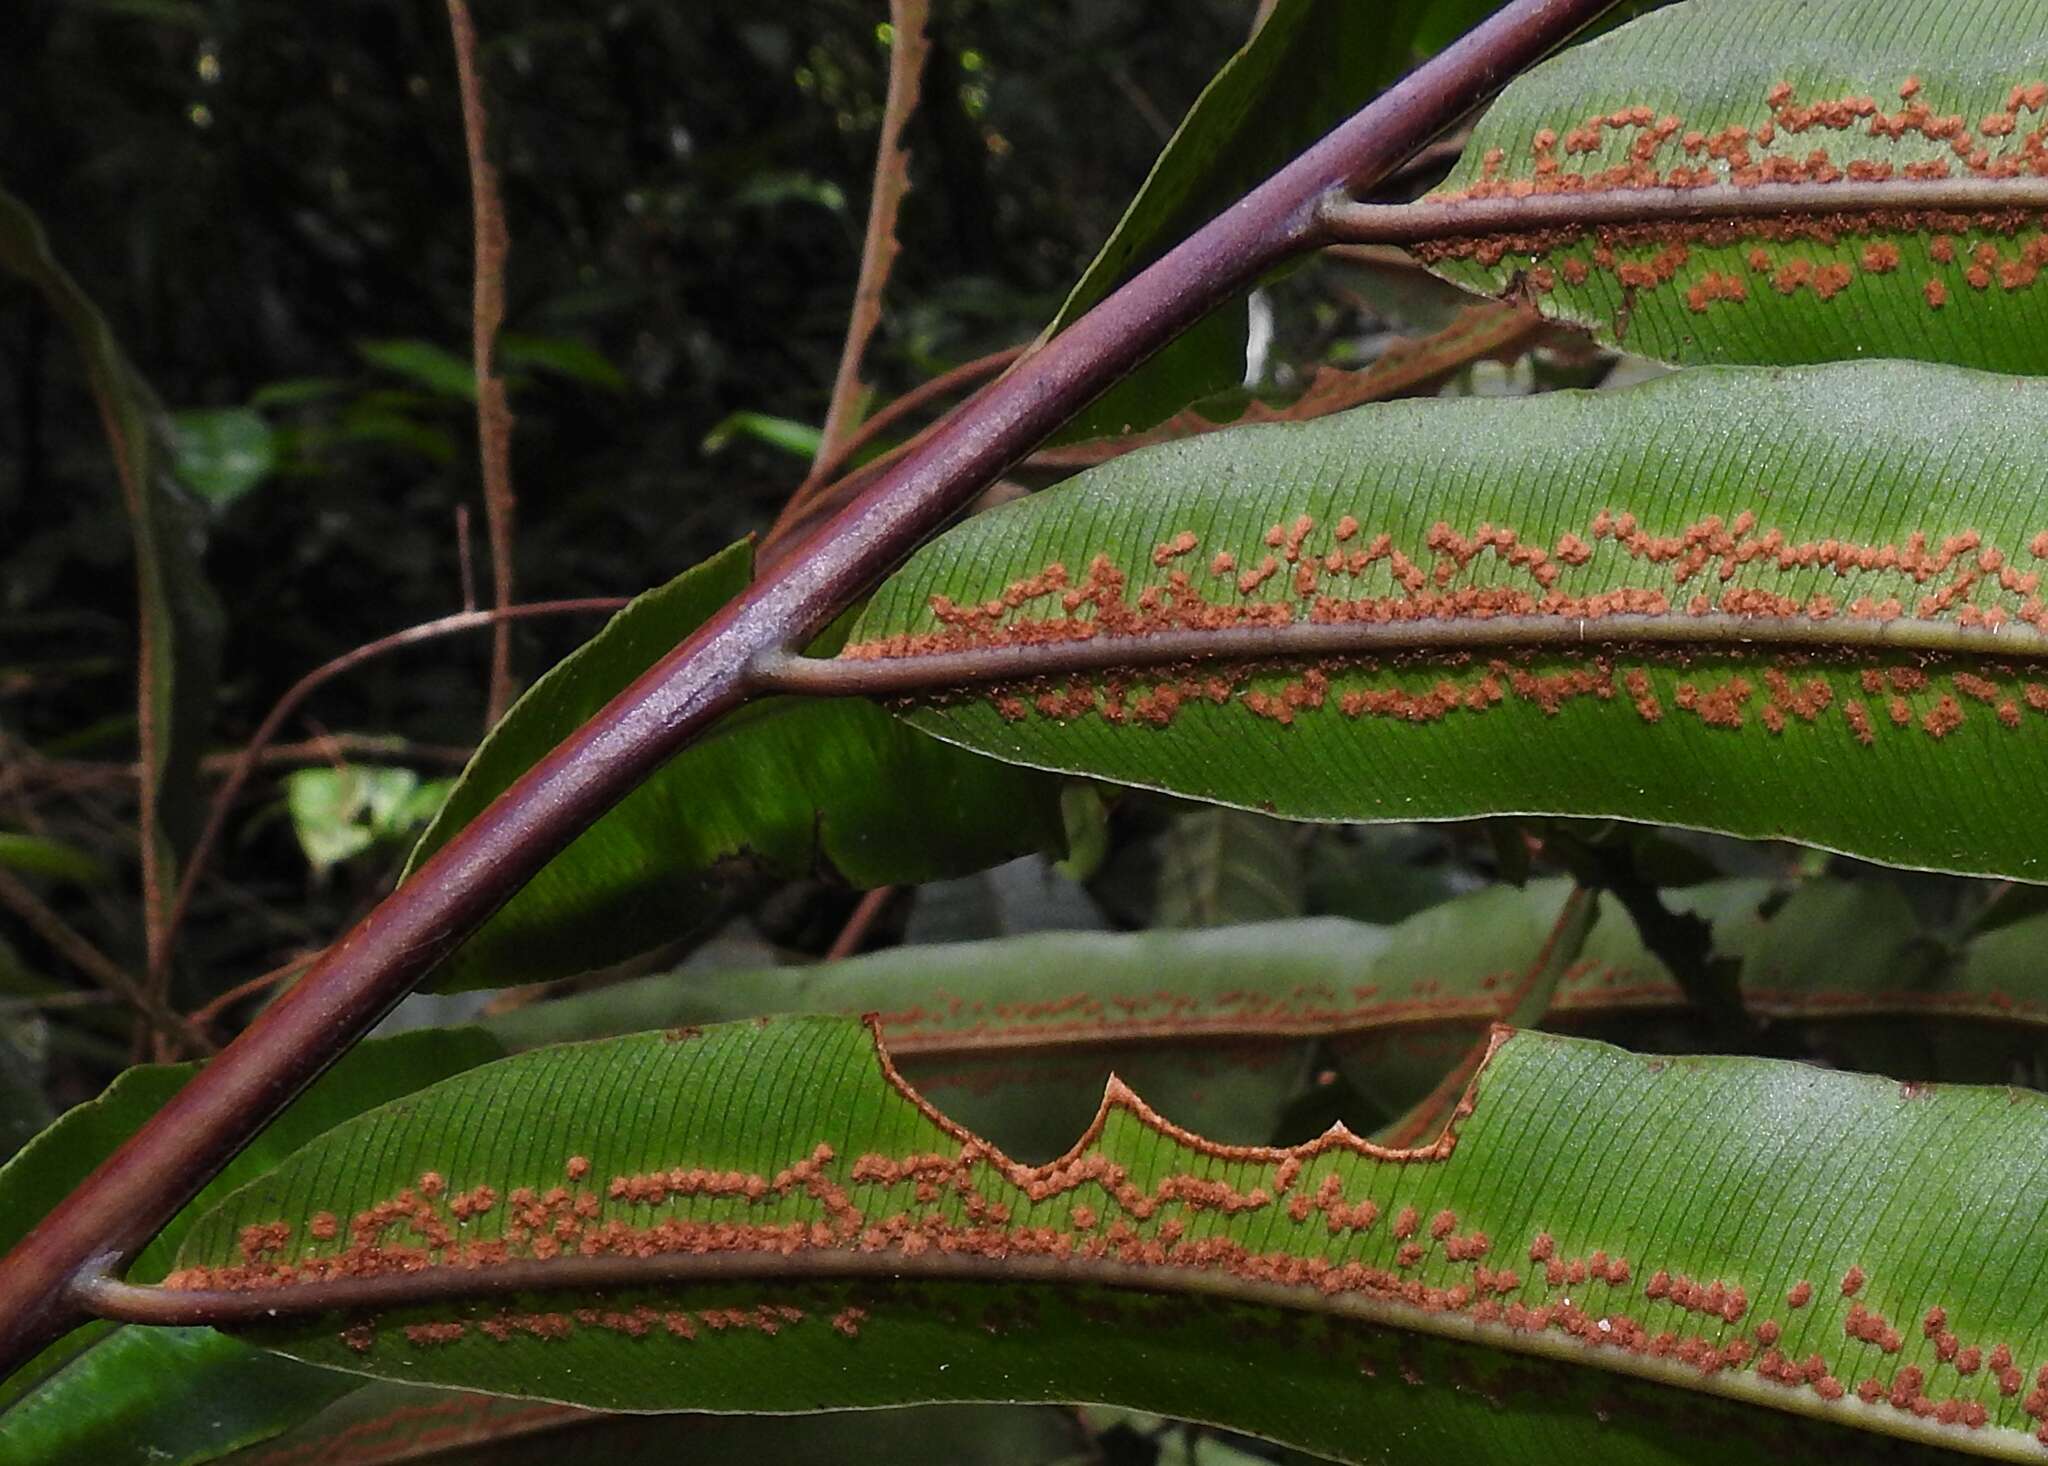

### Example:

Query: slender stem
xmin=825 ymin=886 xmax=896 ymax=961
xmin=445 ymin=0 xmax=521 ymax=725
xmin=767 ymin=344 xmax=1027 ymax=545
xmin=0 ymin=0 xmax=1620 ymax=1378
xmin=84 ymin=355 xmax=175 ymax=1047
xmin=186 ymin=955 xmax=315 ymax=1030
xmin=811 ymin=0 xmax=931 ymax=472
xmin=0 ymin=868 xmax=212 ymax=1054
xmin=752 ymin=611 xmax=2048 ymax=700
xmin=1022 ymin=301 xmax=1542 ymax=471
xmin=1319 ymin=175 xmax=2048 ymax=245
xmin=0 ymin=992 xmax=122 ymax=1017
xmin=8 ymin=739 xmax=476 ymax=802
xmin=819 ymin=345 xmax=1025 ymax=486
xmin=157 ymin=599 xmax=626 ymax=976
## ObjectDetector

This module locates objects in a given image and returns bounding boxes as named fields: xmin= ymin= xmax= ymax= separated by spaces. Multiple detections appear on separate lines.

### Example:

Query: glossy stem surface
xmin=0 ymin=0 xmax=1619 ymax=1378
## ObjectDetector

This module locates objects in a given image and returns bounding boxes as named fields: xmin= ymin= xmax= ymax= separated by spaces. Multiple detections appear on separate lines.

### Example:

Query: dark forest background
xmin=2 ymin=1 xmax=1256 ymax=1095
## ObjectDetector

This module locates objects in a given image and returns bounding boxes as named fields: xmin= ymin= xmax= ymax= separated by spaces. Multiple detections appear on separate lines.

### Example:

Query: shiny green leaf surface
xmin=846 ymin=363 xmax=2048 ymax=880
xmin=409 ymin=542 xmax=1064 ymax=989
xmin=1426 ymin=0 xmax=2048 ymax=370
xmin=177 ymin=1016 xmax=2038 ymax=1462
xmin=0 ymin=1029 xmax=502 ymax=1466
xmin=1051 ymin=0 xmax=1504 ymax=441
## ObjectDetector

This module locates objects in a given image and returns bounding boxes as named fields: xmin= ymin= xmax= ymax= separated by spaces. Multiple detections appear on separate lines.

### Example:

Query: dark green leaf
xmin=699 ymin=410 xmax=824 ymax=459
xmin=408 ymin=542 xmax=1064 ymax=990
xmin=355 ymin=339 xmax=477 ymax=401
xmin=0 ymin=1028 xmax=503 ymax=1465
xmin=1427 ymin=0 xmax=2048 ymax=371
xmin=847 ymin=362 xmax=2048 ymax=882
xmin=497 ymin=333 xmax=628 ymax=392
xmin=180 ymin=1016 xmax=2019 ymax=1462
xmin=0 ymin=833 xmax=107 ymax=887
xmin=1050 ymin=0 xmax=1503 ymax=441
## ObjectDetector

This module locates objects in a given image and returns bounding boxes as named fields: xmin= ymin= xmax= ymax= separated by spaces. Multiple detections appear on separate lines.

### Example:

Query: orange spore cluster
xmin=1644 ymin=1269 xmax=1747 ymax=1323
xmin=1844 ymin=1299 xmax=1904 ymax=1353
xmin=1425 ymin=78 xmax=2048 ymax=320
xmin=842 ymin=507 xmax=2048 ymax=748
xmin=1449 ymin=77 xmax=2048 ymax=197
xmin=172 ymin=1108 xmax=2031 ymax=1441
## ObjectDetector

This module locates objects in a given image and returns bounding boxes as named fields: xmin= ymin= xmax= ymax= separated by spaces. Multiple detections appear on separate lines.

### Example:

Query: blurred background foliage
xmin=1 ymin=0 xmax=1254 ymax=1090
xmin=10 ymin=2 xmax=2048 ymax=1460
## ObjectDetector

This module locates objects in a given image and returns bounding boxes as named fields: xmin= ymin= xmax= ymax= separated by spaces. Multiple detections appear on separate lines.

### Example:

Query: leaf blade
xmin=173 ymin=1015 xmax=2037 ymax=1462
xmin=1050 ymin=0 xmax=1505 ymax=440
xmin=407 ymin=542 xmax=1065 ymax=990
xmin=1423 ymin=0 xmax=2048 ymax=370
xmin=843 ymin=361 xmax=2048 ymax=881
xmin=0 ymin=185 xmax=225 ymax=917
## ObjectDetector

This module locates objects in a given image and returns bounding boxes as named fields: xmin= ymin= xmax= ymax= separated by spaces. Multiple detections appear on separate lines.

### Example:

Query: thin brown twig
xmin=779 ymin=295 xmax=1536 ymax=531
xmin=1024 ymin=299 xmax=1545 ymax=471
xmin=775 ymin=343 xmax=1025 ymax=536
xmin=810 ymin=1 xmax=932 ymax=481
xmin=1108 ymin=66 xmax=1175 ymax=144
xmin=0 ymin=738 xmax=476 ymax=803
xmin=0 ymin=991 xmax=122 ymax=1016
xmin=72 ymin=350 xmax=176 ymax=1044
xmin=187 ymin=954 xmax=316 ymax=1030
xmin=0 ymin=867 xmax=213 ymax=1054
xmin=197 ymin=736 xmax=477 ymax=773
xmin=455 ymin=503 xmax=479 ymax=614
xmin=445 ymin=0 xmax=519 ymax=725
xmin=825 ymin=886 xmax=895 ymax=961
xmin=156 ymin=598 xmax=627 ymax=978
xmin=757 ymin=418 xmax=934 ymax=571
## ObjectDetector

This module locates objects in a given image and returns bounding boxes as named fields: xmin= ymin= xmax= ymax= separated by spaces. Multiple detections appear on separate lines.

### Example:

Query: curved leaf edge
xmin=159 ymin=1017 xmax=2048 ymax=1460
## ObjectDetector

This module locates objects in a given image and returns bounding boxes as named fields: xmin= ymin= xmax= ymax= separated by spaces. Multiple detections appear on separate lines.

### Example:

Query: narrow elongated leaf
xmin=1051 ymin=0 xmax=1502 ymax=441
xmin=1422 ymin=0 xmax=2048 ymax=370
xmin=408 ymin=542 xmax=1063 ymax=990
xmin=483 ymin=874 xmax=2048 ymax=1152
xmin=477 ymin=884 xmax=1627 ymax=1058
xmin=0 ymin=1029 xmax=502 ymax=1466
xmin=834 ymin=363 xmax=2048 ymax=881
xmin=356 ymin=339 xmax=477 ymax=401
xmin=0 ymin=186 xmax=224 ymax=897
xmin=175 ymin=1015 xmax=2044 ymax=1462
